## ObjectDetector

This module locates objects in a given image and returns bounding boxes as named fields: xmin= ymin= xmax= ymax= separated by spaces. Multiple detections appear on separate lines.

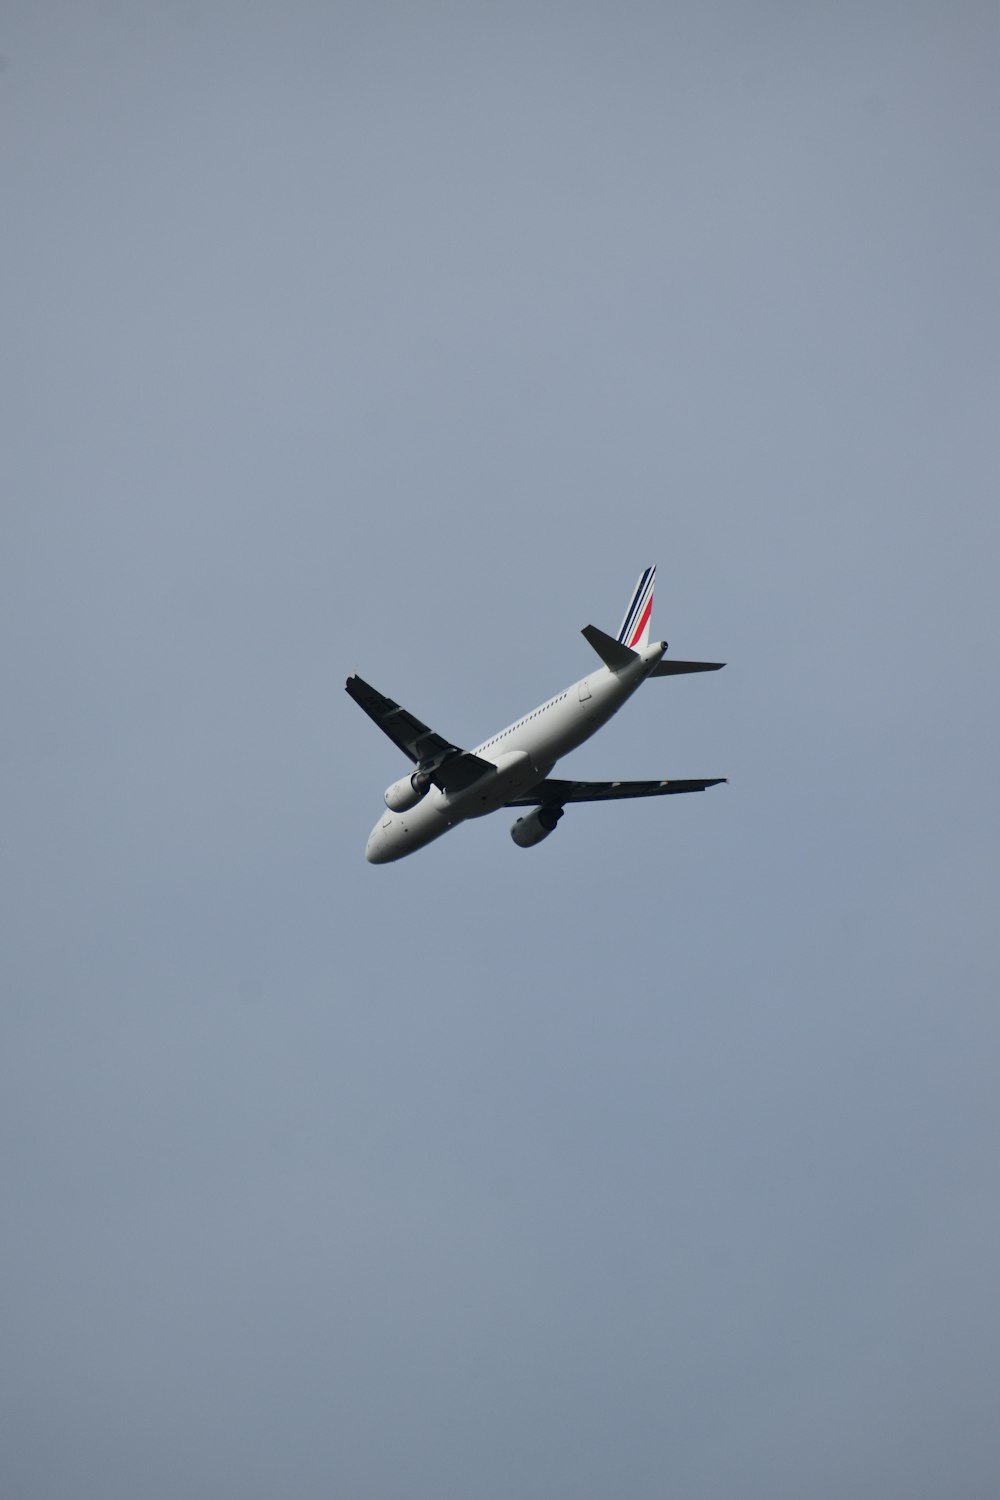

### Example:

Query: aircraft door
xmin=578 ymin=679 xmax=591 ymax=702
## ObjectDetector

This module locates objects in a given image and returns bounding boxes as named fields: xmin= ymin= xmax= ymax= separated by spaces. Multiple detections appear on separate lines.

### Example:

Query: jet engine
xmin=510 ymin=805 xmax=564 ymax=848
xmin=384 ymin=771 xmax=431 ymax=813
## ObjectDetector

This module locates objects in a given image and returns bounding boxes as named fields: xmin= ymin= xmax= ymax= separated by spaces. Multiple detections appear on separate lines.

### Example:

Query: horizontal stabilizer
xmin=507 ymin=776 xmax=727 ymax=806
xmin=581 ymin=624 xmax=638 ymax=671
xmin=650 ymin=659 xmax=725 ymax=676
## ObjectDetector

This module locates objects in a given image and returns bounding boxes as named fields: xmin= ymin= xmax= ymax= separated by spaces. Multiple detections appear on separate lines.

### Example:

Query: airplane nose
xmin=365 ymin=834 xmax=387 ymax=864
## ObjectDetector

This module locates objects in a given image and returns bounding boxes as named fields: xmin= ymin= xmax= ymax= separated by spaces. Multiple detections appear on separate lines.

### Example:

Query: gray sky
xmin=2 ymin=2 xmax=998 ymax=1496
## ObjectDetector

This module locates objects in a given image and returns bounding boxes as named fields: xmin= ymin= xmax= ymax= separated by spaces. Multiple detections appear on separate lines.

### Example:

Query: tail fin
xmin=617 ymin=565 xmax=656 ymax=650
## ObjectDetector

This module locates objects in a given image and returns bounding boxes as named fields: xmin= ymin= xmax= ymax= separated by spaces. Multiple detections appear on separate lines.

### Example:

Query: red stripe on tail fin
xmin=628 ymin=593 xmax=654 ymax=648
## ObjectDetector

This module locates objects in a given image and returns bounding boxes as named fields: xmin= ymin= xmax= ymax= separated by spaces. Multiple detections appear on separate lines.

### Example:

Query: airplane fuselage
xmin=365 ymin=640 xmax=667 ymax=863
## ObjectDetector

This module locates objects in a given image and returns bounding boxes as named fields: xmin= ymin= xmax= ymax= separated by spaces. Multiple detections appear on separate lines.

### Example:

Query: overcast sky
xmin=2 ymin=3 xmax=998 ymax=1496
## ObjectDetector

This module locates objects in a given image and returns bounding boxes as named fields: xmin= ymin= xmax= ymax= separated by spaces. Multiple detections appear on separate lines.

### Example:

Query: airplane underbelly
xmin=453 ymin=749 xmax=542 ymax=818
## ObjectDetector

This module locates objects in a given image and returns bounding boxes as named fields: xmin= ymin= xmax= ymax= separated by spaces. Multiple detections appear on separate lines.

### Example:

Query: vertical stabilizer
xmin=617 ymin=565 xmax=656 ymax=649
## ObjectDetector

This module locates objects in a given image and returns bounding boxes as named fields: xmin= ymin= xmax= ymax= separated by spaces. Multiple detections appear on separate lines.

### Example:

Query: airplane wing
xmin=345 ymin=673 xmax=493 ymax=792
xmin=507 ymin=776 xmax=727 ymax=806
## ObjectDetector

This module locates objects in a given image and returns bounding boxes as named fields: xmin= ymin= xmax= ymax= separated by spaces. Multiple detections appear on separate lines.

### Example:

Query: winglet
xmin=582 ymin=625 xmax=638 ymax=671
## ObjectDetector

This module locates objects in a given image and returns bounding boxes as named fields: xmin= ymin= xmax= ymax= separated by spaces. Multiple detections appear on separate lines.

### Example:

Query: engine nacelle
xmin=384 ymin=771 xmax=431 ymax=813
xmin=510 ymin=805 xmax=564 ymax=848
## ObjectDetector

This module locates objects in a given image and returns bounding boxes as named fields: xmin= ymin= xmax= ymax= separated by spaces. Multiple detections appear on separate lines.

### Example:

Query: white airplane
xmin=347 ymin=566 xmax=726 ymax=864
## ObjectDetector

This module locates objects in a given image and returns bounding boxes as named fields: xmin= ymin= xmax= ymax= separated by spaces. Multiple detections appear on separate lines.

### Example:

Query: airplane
xmin=347 ymin=565 xmax=726 ymax=864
